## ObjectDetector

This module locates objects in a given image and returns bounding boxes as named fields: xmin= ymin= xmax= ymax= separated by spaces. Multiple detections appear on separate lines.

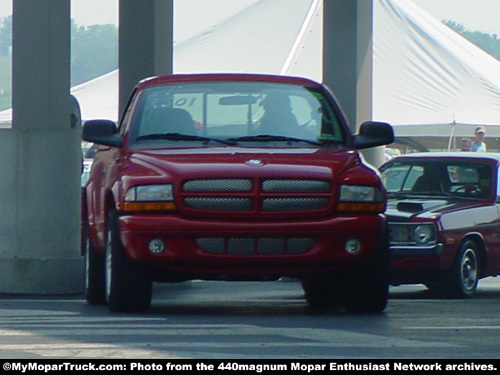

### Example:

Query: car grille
xmin=196 ymin=237 xmax=315 ymax=255
xmin=181 ymin=178 xmax=332 ymax=217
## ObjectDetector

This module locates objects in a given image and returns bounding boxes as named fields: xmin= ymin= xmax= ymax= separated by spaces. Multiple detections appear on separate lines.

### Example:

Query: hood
xmin=386 ymin=196 xmax=480 ymax=221
xmin=125 ymin=146 xmax=362 ymax=180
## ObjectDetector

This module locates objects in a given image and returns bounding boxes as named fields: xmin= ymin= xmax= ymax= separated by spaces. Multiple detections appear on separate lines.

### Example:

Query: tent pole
xmin=280 ymin=0 xmax=321 ymax=75
xmin=447 ymin=119 xmax=456 ymax=152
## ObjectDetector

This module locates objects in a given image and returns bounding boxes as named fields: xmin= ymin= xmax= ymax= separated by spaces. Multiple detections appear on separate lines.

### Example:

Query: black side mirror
xmin=82 ymin=119 xmax=122 ymax=147
xmin=353 ymin=121 xmax=394 ymax=149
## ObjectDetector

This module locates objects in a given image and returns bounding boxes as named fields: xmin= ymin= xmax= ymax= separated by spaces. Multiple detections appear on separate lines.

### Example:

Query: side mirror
xmin=82 ymin=119 xmax=122 ymax=147
xmin=353 ymin=121 xmax=394 ymax=149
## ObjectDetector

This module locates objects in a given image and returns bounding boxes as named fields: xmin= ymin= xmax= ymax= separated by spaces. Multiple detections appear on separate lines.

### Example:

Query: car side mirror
xmin=82 ymin=119 xmax=122 ymax=147
xmin=353 ymin=121 xmax=394 ymax=149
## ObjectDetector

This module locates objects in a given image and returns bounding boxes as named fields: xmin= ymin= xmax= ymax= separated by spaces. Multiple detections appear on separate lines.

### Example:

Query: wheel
xmin=85 ymin=224 xmax=106 ymax=305
xmin=444 ymin=240 xmax=480 ymax=299
xmin=343 ymin=261 xmax=389 ymax=313
xmin=301 ymin=275 xmax=342 ymax=310
xmin=424 ymin=281 xmax=445 ymax=295
xmin=106 ymin=209 xmax=152 ymax=312
xmin=343 ymin=232 xmax=390 ymax=313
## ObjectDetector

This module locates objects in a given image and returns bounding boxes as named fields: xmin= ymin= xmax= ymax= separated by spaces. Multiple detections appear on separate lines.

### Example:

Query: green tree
xmin=0 ymin=15 xmax=12 ymax=56
xmin=71 ymin=20 xmax=118 ymax=86
xmin=0 ymin=16 xmax=12 ymax=111
xmin=0 ymin=18 xmax=118 ymax=110
xmin=445 ymin=20 xmax=500 ymax=61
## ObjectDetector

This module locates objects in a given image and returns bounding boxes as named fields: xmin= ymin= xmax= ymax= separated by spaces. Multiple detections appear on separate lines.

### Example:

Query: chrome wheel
xmin=460 ymin=248 xmax=478 ymax=293
xmin=444 ymin=240 xmax=480 ymax=299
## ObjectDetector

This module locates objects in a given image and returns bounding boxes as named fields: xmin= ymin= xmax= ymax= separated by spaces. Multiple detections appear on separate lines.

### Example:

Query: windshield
xmin=128 ymin=81 xmax=344 ymax=147
xmin=380 ymin=160 xmax=493 ymax=200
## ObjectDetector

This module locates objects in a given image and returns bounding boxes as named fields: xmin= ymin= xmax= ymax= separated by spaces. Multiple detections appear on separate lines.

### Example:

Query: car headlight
xmin=124 ymin=184 xmax=176 ymax=211
xmin=389 ymin=223 xmax=436 ymax=245
xmin=337 ymin=185 xmax=385 ymax=213
xmin=412 ymin=224 xmax=436 ymax=244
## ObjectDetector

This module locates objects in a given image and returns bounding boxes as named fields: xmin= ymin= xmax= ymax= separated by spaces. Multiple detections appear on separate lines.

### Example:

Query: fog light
xmin=148 ymin=239 xmax=165 ymax=254
xmin=345 ymin=239 xmax=361 ymax=254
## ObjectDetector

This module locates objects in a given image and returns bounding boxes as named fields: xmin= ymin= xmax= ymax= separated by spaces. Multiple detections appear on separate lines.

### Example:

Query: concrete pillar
xmin=0 ymin=0 xmax=83 ymax=293
xmin=119 ymin=0 xmax=174 ymax=115
xmin=323 ymin=0 xmax=384 ymax=167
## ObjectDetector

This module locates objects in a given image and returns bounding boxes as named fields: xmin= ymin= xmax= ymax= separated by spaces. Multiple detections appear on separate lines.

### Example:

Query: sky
xmin=1 ymin=0 xmax=500 ymax=38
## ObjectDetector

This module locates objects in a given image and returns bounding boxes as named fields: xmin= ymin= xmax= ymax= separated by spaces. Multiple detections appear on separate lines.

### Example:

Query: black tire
xmin=424 ymin=281 xmax=446 ymax=295
xmin=301 ymin=275 xmax=343 ymax=310
xmin=443 ymin=240 xmax=480 ymax=299
xmin=106 ymin=209 xmax=152 ymax=313
xmin=343 ymin=233 xmax=390 ymax=313
xmin=85 ymin=224 xmax=106 ymax=305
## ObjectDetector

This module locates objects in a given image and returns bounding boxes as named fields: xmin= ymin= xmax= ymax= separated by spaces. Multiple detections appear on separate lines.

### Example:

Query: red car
xmin=380 ymin=152 xmax=500 ymax=298
xmin=82 ymin=73 xmax=393 ymax=312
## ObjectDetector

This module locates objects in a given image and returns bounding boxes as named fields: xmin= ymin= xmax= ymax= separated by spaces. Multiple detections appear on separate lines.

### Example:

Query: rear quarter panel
xmin=439 ymin=204 xmax=500 ymax=275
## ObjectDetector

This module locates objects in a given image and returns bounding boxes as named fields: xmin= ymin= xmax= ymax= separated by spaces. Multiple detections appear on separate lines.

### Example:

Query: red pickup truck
xmin=82 ymin=73 xmax=393 ymax=313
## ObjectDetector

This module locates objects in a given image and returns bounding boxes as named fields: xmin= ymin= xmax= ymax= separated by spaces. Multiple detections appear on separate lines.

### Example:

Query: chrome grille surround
xmin=196 ymin=237 xmax=315 ymax=255
xmin=181 ymin=178 xmax=331 ymax=214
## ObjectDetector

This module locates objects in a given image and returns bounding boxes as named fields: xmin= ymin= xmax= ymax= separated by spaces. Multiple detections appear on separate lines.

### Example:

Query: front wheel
xmin=301 ymin=275 xmax=343 ymax=310
xmin=106 ymin=209 xmax=152 ymax=312
xmin=343 ymin=260 xmax=389 ymax=313
xmin=85 ymin=225 xmax=106 ymax=305
xmin=443 ymin=240 xmax=480 ymax=299
xmin=343 ymin=232 xmax=390 ymax=313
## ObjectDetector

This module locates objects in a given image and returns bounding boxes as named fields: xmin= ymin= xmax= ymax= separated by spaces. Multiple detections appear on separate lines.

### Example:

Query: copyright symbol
xmin=3 ymin=363 xmax=12 ymax=371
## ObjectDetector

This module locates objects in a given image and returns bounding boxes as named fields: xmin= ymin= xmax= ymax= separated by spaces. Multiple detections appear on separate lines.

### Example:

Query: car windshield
xmin=128 ymin=81 xmax=344 ymax=147
xmin=380 ymin=160 xmax=493 ymax=200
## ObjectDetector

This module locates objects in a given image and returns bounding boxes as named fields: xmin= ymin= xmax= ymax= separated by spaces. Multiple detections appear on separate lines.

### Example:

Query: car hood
xmin=125 ymin=146 xmax=365 ymax=181
xmin=386 ymin=196 xmax=482 ymax=221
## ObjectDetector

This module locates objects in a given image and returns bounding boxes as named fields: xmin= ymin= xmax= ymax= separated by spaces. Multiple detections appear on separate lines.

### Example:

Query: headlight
xmin=337 ymin=185 xmax=385 ymax=213
xmin=340 ymin=185 xmax=382 ymax=202
xmin=125 ymin=184 xmax=174 ymax=201
xmin=389 ymin=223 xmax=436 ymax=245
xmin=124 ymin=184 xmax=176 ymax=211
xmin=412 ymin=224 xmax=436 ymax=244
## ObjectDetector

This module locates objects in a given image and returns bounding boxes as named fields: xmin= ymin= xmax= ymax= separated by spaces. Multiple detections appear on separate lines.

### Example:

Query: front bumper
xmin=389 ymin=243 xmax=446 ymax=285
xmin=117 ymin=213 xmax=386 ymax=277
xmin=390 ymin=243 xmax=443 ymax=257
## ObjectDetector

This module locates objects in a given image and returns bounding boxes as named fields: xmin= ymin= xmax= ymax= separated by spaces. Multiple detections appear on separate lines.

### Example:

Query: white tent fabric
xmin=70 ymin=69 xmax=119 ymax=121
xmin=2 ymin=0 xmax=500 ymax=141
xmin=174 ymin=0 xmax=322 ymax=79
xmin=373 ymin=0 xmax=500 ymax=137
xmin=0 ymin=70 xmax=120 ymax=126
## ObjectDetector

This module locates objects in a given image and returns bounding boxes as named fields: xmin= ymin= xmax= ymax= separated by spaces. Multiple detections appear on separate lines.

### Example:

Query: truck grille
xmin=262 ymin=197 xmax=329 ymax=211
xmin=183 ymin=179 xmax=252 ymax=192
xmin=262 ymin=179 xmax=330 ymax=193
xmin=196 ymin=237 xmax=315 ymax=255
xmin=184 ymin=197 xmax=252 ymax=211
xmin=181 ymin=178 xmax=332 ymax=216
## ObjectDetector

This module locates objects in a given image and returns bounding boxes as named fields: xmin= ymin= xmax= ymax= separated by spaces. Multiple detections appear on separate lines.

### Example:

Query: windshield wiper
xmin=387 ymin=192 xmax=408 ymax=199
xmin=228 ymin=135 xmax=322 ymax=146
xmin=388 ymin=191 xmax=450 ymax=199
xmin=136 ymin=133 xmax=237 ymax=146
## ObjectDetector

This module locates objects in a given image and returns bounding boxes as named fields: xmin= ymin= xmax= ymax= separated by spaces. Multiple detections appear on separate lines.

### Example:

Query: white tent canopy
xmin=2 ymin=0 xmax=500 ymax=143
xmin=373 ymin=0 xmax=500 ymax=138
xmin=0 ymin=69 xmax=120 ymax=126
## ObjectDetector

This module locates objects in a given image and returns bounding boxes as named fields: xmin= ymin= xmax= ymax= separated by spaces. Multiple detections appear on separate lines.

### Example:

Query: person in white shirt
xmin=471 ymin=126 xmax=486 ymax=152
